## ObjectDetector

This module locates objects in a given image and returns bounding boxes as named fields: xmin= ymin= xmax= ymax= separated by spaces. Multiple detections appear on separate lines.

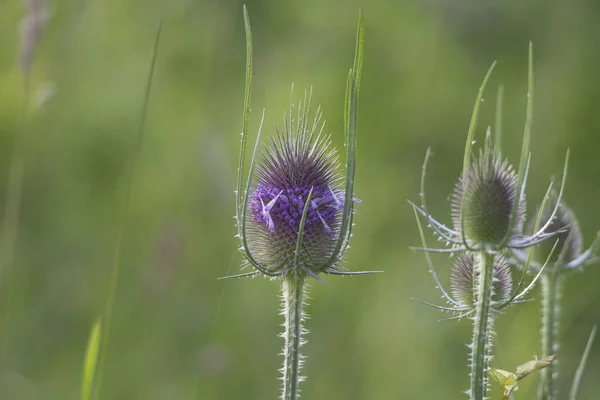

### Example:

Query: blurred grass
xmin=0 ymin=0 xmax=599 ymax=399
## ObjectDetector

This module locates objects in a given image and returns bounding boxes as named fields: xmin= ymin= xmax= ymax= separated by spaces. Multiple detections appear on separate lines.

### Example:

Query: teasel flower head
xmin=451 ymin=252 xmax=513 ymax=306
xmin=244 ymin=92 xmax=354 ymax=280
xmin=451 ymin=147 xmax=525 ymax=247
xmin=228 ymin=82 xmax=373 ymax=283
xmin=511 ymin=193 xmax=600 ymax=273
xmin=410 ymin=133 xmax=571 ymax=255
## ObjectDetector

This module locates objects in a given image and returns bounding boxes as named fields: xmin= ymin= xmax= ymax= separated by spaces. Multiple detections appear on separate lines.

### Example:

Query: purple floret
xmin=242 ymin=99 xmax=358 ymax=278
xmin=249 ymin=183 xmax=343 ymax=237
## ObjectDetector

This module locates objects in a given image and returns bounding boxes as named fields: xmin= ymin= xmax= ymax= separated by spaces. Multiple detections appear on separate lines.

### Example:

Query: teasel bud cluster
xmin=410 ymin=44 xmax=576 ymax=400
xmin=225 ymin=8 xmax=374 ymax=400
xmin=509 ymin=195 xmax=600 ymax=400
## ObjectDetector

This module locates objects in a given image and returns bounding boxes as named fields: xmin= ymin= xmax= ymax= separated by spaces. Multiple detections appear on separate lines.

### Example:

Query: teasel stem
xmin=538 ymin=273 xmax=563 ymax=400
xmin=281 ymin=276 xmax=306 ymax=400
xmin=470 ymin=251 xmax=495 ymax=400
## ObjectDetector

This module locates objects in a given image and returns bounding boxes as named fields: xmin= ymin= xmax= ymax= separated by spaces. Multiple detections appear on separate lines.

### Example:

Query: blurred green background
xmin=0 ymin=0 xmax=599 ymax=399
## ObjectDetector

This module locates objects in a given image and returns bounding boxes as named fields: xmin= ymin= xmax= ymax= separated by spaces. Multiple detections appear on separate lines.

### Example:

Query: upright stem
xmin=281 ymin=276 xmax=306 ymax=400
xmin=470 ymin=252 xmax=495 ymax=400
xmin=538 ymin=273 xmax=562 ymax=400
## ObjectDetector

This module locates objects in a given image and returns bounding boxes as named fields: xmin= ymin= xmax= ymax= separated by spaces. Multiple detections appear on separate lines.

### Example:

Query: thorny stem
xmin=281 ymin=276 xmax=306 ymax=400
xmin=538 ymin=273 xmax=562 ymax=400
xmin=470 ymin=252 xmax=495 ymax=400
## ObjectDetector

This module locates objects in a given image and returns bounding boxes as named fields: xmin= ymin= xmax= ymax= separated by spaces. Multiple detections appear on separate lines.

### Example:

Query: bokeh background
xmin=0 ymin=0 xmax=599 ymax=399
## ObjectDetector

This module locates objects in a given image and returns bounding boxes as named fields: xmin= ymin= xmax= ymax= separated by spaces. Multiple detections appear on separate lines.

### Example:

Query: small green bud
xmin=452 ymin=150 xmax=525 ymax=246
xmin=451 ymin=252 xmax=513 ymax=305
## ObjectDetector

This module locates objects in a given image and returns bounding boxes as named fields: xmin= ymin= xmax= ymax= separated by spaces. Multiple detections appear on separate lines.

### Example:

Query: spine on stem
xmin=469 ymin=252 xmax=495 ymax=400
xmin=538 ymin=274 xmax=562 ymax=400
xmin=281 ymin=276 xmax=307 ymax=400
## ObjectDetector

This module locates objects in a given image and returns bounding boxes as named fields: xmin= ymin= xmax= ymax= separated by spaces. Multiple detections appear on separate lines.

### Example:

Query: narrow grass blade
xmin=0 ymin=51 xmax=32 ymax=363
xmin=95 ymin=21 xmax=162 ymax=399
xmin=81 ymin=318 xmax=102 ymax=400
xmin=569 ymin=325 xmax=597 ymax=400
xmin=495 ymin=84 xmax=504 ymax=152
xmin=236 ymin=5 xmax=253 ymax=238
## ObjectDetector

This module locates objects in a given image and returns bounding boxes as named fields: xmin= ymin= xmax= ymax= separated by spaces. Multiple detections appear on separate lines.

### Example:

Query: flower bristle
xmin=451 ymin=252 xmax=513 ymax=306
xmin=246 ymin=95 xmax=347 ymax=279
xmin=451 ymin=149 xmax=525 ymax=246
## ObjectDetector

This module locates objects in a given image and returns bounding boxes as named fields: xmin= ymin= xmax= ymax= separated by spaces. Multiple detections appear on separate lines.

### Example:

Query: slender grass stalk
xmin=569 ymin=325 xmax=597 ymax=400
xmin=94 ymin=22 xmax=162 ymax=399
xmin=81 ymin=318 xmax=102 ymax=400
xmin=0 ymin=0 xmax=45 ymax=358
xmin=469 ymin=251 xmax=495 ymax=400
xmin=0 ymin=72 xmax=29 ymax=365
xmin=538 ymin=273 xmax=562 ymax=400
xmin=281 ymin=276 xmax=306 ymax=400
xmin=494 ymin=85 xmax=504 ymax=153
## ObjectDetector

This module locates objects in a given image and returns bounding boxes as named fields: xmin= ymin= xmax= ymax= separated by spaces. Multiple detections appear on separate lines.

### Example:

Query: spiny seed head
xmin=451 ymin=150 xmax=525 ymax=246
xmin=246 ymin=98 xmax=350 ymax=279
xmin=527 ymin=197 xmax=583 ymax=266
xmin=451 ymin=252 xmax=513 ymax=305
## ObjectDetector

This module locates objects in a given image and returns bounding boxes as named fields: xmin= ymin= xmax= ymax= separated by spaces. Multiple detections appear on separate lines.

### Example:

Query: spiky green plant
xmin=225 ymin=8 xmax=375 ymax=400
xmin=411 ymin=43 xmax=570 ymax=400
